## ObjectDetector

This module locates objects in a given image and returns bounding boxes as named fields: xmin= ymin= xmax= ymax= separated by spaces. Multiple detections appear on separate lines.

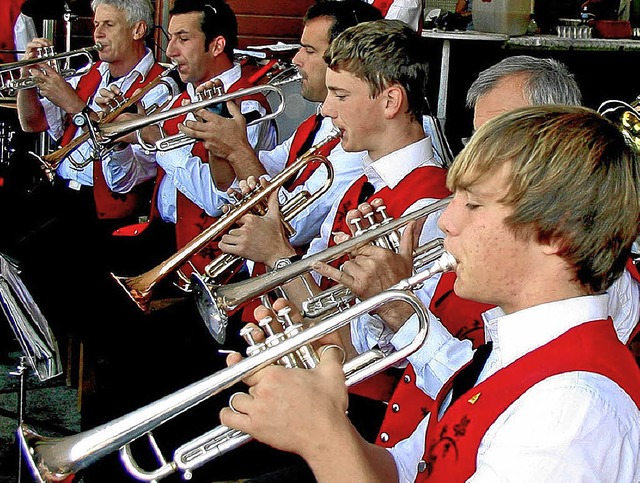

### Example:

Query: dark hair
xmin=170 ymin=0 xmax=237 ymax=56
xmin=304 ymin=0 xmax=383 ymax=43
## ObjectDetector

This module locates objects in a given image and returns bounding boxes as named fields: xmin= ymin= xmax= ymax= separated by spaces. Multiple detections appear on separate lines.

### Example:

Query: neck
xmin=108 ymin=43 xmax=146 ymax=78
xmin=199 ymin=55 xmax=234 ymax=86
xmin=368 ymin=119 xmax=425 ymax=161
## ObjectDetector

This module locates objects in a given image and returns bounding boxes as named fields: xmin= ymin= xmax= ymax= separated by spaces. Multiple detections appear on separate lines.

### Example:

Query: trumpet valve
xmin=277 ymin=307 xmax=320 ymax=369
xmin=349 ymin=217 xmax=364 ymax=235
xmin=239 ymin=325 xmax=265 ymax=357
xmin=259 ymin=316 xmax=298 ymax=368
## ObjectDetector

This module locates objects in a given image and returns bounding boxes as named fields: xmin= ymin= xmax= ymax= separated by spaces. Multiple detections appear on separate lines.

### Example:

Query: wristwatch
xmin=271 ymin=254 xmax=302 ymax=271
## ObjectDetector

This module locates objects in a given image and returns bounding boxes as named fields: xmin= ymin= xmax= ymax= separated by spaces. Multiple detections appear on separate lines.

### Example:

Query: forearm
xmin=17 ymin=89 xmax=49 ymax=132
xmin=227 ymin=143 xmax=267 ymax=181
xmin=306 ymin=422 xmax=398 ymax=483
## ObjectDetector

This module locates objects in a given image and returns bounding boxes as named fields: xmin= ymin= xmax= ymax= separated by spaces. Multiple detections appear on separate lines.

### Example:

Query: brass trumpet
xmin=0 ymin=43 xmax=102 ymax=96
xmin=191 ymin=196 xmax=452 ymax=343
xmin=19 ymin=253 xmax=455 ymax=482
xmin=598 ymin=97 xmax=640 ymax=151
xmin=95 ymin=84 xmax=286 ymax=152
xmin=31 ymin=63 xmax=178 ymax=182
xmin=112 ymin=130 xmax=340 ymax=313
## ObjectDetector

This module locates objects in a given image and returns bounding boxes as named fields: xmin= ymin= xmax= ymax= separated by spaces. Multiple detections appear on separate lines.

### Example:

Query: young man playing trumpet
xmin=221 ymin=106 xmax=640 ymax=481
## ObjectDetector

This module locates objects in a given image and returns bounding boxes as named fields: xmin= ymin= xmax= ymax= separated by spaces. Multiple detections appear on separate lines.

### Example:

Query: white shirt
xmin=259 ymin=113 xmax=364 ymax=247
xmin=155 ymin=62 xmax=277 ymax=222
xmin=366 ymin=0 xmax=424 ymax=31
xmin=43 ymin=49 xmax=177 ymax=191
xmin=389 ymin=295 xmax=640 ymax=482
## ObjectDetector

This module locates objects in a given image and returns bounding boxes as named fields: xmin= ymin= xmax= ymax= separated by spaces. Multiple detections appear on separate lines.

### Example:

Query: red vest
xmin=62 ymin=60 xmax=166 ymax=219
xmin=319 ymin=165 xmax=450 ymax=291
xmin=151 ymin=73 xmax=270 ymax=277
xmin=418 ymin=319 xmax=640 ymax=482
xmin=0 ymin=0 xmax=23 ymax=64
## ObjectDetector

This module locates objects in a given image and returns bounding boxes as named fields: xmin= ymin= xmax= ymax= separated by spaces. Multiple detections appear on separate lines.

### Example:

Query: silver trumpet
xmin=191 ymin=196 xmax=452 ymax=342
xmin=93 ymin=83 xmax=286 ymax=152
xmin=0 ymin=43 xmax=102 ymax=96
xmin=18 ymin=252 xmax=456 ymax=482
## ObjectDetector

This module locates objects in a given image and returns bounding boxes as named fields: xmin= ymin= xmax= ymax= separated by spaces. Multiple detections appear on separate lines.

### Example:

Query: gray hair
xmin=466 ymin=55 xmax=582 ymax=109
xmin=91 ymin=0 xmax=154 ymax=31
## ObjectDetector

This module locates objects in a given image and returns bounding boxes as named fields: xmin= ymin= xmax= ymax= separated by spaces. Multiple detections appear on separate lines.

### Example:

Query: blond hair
xmin=448 ymin=105 xmax=640 ymax=293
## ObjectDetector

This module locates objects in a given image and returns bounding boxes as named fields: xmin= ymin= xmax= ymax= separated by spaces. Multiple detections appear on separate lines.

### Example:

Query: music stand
xmin=0 ymin=252 xmax=61 ymax=481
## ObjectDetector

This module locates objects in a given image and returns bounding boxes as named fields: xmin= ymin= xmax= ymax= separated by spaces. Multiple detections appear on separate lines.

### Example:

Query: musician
xmin=113 ymin=0 xmax=277 ymax=280
xmin=178 ymin=0 xmax=383 ymax=252
xmin=318 ymin=55 xmax=639 ymax=448
xmin=220 ymin=106 xmax=640 ymax=481
xmin=16 ymin=0 xmax=176 ymax=224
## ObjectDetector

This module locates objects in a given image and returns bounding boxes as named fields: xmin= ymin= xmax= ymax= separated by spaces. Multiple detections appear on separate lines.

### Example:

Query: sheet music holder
xmin=0 ymin=252 xmax=61 ymax=381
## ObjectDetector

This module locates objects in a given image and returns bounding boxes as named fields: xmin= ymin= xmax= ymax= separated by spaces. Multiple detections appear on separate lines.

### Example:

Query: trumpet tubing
xmin=112 ymin=130 xmax=340 ymax=313
xmin=598 ymin=97 xmax=640 ymax=151
xmin=19 ymin=254 xmax=457 ymax=481
xmin=97 ymin=84 xmax=286 ymax=150
xmin=192 ymin=196 xmax=452 ymax=342
xmin=0 ymin=43 xmax=102 ymax=96
xmin=33 ymin=63 xmax=178 ymax=179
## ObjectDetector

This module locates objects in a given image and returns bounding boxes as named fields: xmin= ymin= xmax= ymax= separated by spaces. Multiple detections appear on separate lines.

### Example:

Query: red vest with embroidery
xmin=62 ymin=60 xmax=166 ymax=219
xmin=376 ymin=276 xmax=493 ymax=447
xmin=418 ymin=319 xmax=640 ymax=482
xmin=151 ymin=74 xmax=271 ymax=277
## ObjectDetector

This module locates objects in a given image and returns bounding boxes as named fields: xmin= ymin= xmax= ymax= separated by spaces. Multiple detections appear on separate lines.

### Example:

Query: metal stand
xmin=9 ymin=356 xmax=29 ymax=483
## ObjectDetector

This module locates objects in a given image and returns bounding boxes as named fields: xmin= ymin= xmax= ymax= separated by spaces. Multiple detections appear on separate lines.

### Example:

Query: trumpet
xmin=0 ymin=43 xmax=102 ymax=96
xmin=112 ymin=130 xmax=341 ymax=313
xmin=191 ymin=164 xmax=334 ymax=292
xmin=32 ymin=63 xmax=178 ymax=182
xmin=302 ymin=238 xmax=445 ymax=319
xmin=598 ymin=97 xmax=640 ymax=151
xmin=18 ymin=252 xmax=455 ymax=482
xmin=94 ymin=84 xmax=286 ymax=153
xmin=191 ymin=196 xmax=451 ymax=343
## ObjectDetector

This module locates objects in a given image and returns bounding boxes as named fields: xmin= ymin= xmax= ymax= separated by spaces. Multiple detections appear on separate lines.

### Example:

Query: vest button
xmin=417 ymin=460 xmax=427 ymax=473
xmin=392 ymin=403 xmax=400 ymax=412
xmin=404 ymin=374 xmax=411 ymax=383
xmin=380 ymin=432 xmax=389 ymax=442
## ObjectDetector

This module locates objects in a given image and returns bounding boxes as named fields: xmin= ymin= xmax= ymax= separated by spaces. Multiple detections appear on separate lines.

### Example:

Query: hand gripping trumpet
xmin=31 ymin=63 xmax=178 ymax=182
xmin=0 ymin=43 xmax=102 ymax=96
xmin=191 ymin=196 xmax=452 ymax=343
xmin=18 ymin=251 xmax=455 ymax=482
xmin=112 ymin=130 xmax=340 ymax=313
xmin=94 ymin=83 xmax=286 ymax=153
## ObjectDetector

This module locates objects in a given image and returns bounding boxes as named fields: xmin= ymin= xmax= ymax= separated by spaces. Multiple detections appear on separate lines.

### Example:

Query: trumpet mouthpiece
xmin=95 ymin=42 xmax=104 ymax=51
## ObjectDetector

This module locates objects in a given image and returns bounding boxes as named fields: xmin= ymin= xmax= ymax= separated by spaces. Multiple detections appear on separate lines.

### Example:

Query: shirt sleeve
xmin=384 ymin=0 xmax=423 ymax=31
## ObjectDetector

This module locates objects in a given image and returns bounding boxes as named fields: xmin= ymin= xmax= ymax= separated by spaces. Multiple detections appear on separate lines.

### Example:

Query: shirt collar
xmin=363 ymin=137 xmax=435 ymax=189
xmin=187 ymin=62 xmax=241 ymax=101
xmin=482 ymin=294 xmax=610 ymax=368
xmin=98 ymin=48 xmax=155 ymax=83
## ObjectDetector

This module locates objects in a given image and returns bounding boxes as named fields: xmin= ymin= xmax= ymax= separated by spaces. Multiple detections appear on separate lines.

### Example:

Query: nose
xmin=166 ymin=37 xmax=178 ymax=59
xmin=292 ymin=48 xmax=304 ymax=67
xmin=320 ymin=93 xmax=335 ymax=118
xmin=437 ymin=198 xmax=457 ymax=236
xmin=94 ymin=25 xmax=104 ymax=38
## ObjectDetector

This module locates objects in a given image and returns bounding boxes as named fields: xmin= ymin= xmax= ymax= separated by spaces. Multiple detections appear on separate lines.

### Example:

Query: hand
xmin=28 ymin=62 xmax=85 ymax=114
xmin=220 ymin=329 xmax=349 ymax=459
xmin=95 ymin=85 xmax=126 ymax=119
xmin=218 ymin=178 xmax=296 ymax=266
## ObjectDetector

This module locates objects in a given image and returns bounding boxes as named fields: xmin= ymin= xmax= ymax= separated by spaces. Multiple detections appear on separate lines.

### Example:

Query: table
xmin=422 ymin=30 xmax=640 ymax=127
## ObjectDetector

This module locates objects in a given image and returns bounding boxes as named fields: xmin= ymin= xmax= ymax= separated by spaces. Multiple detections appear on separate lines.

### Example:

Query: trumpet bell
xmin=598 ymin=99 xmax=640 ymax=151
xmin=191 ymin=272 xmax=227 ymax=344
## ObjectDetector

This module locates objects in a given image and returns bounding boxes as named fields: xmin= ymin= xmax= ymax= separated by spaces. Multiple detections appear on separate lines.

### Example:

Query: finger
xmin=272 ymin=298 xmax=303 ymax=324
xmin=254 ymin=304 xmax=277 ymax=323
xmin=317 ymin=344 xmax=346 ymax=365
xmin=225 ymin=351 xmax=243 ymax=366
xmin=227 ymin=391 xmax=252 ymax=414
xmin=332 ymin=231 xmax=350 ymax=245
xmin=312 ymin=260 xmax=350 ymax=286
xmin=219 ymin=406 xmax=251 ymax=432
xmin=266 ymin=186 xmax=280 ymax=217
xmin=400 ymin=220 xmax=417 ymax=258
xmin=226 ymin=100 xmax=243 ymax=119
xmin=110 ymin=85 xmax=122 ymax=96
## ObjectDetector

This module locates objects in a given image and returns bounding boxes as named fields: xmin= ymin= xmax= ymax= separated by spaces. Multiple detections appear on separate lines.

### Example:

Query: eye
xmin=465 ymin=202 xmax=480 ymax=211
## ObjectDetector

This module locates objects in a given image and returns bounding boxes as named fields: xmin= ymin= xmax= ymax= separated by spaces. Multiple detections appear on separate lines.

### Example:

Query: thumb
xmin=399 ymin=220 xmax=417 ymax=259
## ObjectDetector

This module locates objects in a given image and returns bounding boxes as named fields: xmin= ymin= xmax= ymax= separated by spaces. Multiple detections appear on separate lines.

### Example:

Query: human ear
xmin=383 ymin=85 xmax=403 ymax=118
xmin=132 ymin=21 xmax=147 ymax=40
